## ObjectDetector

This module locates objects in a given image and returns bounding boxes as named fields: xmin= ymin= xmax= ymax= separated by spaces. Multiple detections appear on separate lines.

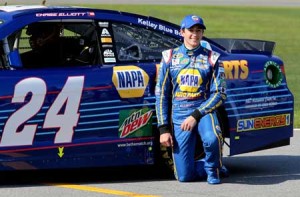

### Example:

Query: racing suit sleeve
xmin=191 ymin=51 xmax=227 ymax=122
xmin=155 ymin=49 xmax=173 ymax=135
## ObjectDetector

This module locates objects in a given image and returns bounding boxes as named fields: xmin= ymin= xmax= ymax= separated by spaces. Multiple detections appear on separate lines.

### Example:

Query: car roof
xmin=0 ymin=5 xmax=181 ymax=40
xmin=0 ymin=5 xmax=119 ymax=19
xmin=0 ymin=5 xmax=80 ymax=14
xmin=0 ymin=5 xmax=177 ymax=24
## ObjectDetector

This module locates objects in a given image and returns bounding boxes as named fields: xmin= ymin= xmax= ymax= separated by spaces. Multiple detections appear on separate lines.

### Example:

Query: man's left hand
xmin=180 ymin=116 xmax=197 ymax=131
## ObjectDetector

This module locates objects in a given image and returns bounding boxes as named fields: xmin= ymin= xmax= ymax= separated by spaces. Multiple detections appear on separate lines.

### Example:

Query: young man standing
xmin=155 ymin=14 xmax=227 ymax=184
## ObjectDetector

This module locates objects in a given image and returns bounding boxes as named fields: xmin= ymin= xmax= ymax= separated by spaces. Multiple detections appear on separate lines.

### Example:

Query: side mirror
xmin=8 ymin=49 xmax=23 ymax=68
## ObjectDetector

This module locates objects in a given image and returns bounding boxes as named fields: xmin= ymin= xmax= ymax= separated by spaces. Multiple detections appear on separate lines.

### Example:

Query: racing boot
xmin=206 ymin=168 xmax=221 ymax=184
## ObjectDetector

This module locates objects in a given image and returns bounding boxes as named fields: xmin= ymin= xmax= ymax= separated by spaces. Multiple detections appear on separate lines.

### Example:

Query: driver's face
xmin=29 ymin=33 xmax=46 ymax=50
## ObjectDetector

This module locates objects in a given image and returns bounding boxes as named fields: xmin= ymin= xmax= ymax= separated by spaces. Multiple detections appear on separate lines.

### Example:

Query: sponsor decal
xmin=117 ymin=141 xmax=153 ymax=148
xmin=171 ymin=58 xmax=180 ymax=66
xmin=237 ymin=114 xmax=290 ymax=132
xmin=103 ymin=49 xmax=115 ymax=57
xmin=264 ymin=61 xmax=283 ymax=88
xmin=137 ymin=18 xmax=180 ymax=36
xmin=101 ymin=37 xmax=112 ymax=43
xmin=103 ymin=49 xmax=116 ymax=63
xmin=187 ymin=51 xmax=194 ymax=56
xmin=112 ymin=65 xmax=149 ymax=98
xmin=172 ymin=53 xmax=183 ymax=59
xmin=119 ymin=108 xmax=153 ymax=138
xmin=101 ymin=44 xmax=113 ymax=48
xmin=245 ymin=96 xmax=278 ymax=109
xmin=210 ymin=51 xmax=220 ymax=65
xmin=220 ymin=67 xmax=226 ymax=79
xmin=221 ymin=81 xmax=226 ymax=93
xmin=36 ymin=12 xmax=89 ymax=17
xmin=87 ymin=12 xmax=95 ymax=17
xmin=101 ymin=28 xmax=111 ymax=37
xmin=223 ymin=60 xmax=249 ymax=79
xmin=196 ymin=64 xmax=209 ymax=70
xmin=158 ymin=24 xmax=174 ymax=34
xmin=175 ymin=92 xmax=201 ymax=99
xmin=196 ymin=58 xmax=207 ymax=64
xmin=98 ymin=22 xmax=109 ymax=27
xmin=137 ymin=18 xmax=158 ymax=29
xmin=180 ymin=58 xmax=189 ymax=64
xmin=177 ymin=69 xmax=202 ymax=92
xmin=104 ymin=58 xmax=116 ymax=63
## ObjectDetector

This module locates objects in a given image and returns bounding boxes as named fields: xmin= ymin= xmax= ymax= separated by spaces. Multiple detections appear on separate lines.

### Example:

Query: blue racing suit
xmin=155 ymin=42 xmax=227 ymax=182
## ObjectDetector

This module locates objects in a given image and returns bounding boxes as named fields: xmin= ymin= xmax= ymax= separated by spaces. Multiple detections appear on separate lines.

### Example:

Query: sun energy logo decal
xmin=119 ymin=108 xmax=153 ymax=138
xmin=112 ymin=65 xmax=149 ymax=98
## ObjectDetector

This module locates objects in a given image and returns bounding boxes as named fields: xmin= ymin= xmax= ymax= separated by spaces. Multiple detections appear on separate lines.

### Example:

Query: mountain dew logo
xmin=119 ymin=108 xmax=153 ymax=138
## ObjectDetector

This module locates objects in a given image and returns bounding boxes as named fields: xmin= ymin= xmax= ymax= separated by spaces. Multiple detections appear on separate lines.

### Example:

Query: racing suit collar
xmin=183 ymin=44 xmax=201 ymax=56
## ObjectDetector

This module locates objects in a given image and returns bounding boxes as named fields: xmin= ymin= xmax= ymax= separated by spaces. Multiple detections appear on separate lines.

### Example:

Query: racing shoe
xmin=220 ymin=165 xmax=229 ymax=178
xmin=206 ymin=169 xmax=221 ymax=185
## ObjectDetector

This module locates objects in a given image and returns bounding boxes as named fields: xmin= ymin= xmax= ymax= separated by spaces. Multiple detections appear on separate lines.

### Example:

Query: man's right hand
xmin=160 ymin=133 xmax=173 ymax=147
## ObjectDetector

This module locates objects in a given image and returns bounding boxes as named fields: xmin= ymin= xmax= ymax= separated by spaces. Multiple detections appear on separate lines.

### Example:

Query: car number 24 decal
xmin=0 ymin=76 xmax=84 ymax=147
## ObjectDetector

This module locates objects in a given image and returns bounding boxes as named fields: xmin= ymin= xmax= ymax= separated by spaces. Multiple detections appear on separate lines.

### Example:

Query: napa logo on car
xmin=237 ymin=114 xmax=290 ymax=132
xmin=119 ymin=108 xmax=153 ymax=138
xmin=112 ymin=65 xmax=149 ymax=98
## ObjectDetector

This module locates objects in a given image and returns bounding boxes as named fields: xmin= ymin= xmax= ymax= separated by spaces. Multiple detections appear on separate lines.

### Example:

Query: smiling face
xmin=180 ymin=25 xmax=204 ymax=50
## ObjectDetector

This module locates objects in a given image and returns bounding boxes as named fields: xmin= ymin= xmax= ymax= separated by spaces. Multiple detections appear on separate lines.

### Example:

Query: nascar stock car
xmin=0 ymin=5 xmax=294 ymax=171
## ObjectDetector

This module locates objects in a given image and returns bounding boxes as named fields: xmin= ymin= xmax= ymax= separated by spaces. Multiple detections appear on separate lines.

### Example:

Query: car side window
xmin=17 ymin=21 xmax=99 ymax=69
xmin=112 ymin=23 xmax=181 ymax=62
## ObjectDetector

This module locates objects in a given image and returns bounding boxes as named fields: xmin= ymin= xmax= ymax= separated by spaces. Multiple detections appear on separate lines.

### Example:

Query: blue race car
xmin=0 ymin=5 xmax=294 ymax=170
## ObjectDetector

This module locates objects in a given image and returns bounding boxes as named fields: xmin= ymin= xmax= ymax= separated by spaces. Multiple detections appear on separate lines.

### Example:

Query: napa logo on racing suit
xmin=119 ymin=108 xmax=153 ymax=138
xmin=237 ymin=114 xmax=290 ymax=132
xmin=176 ymin=69 xmax=202 ymax=99
xmin=112 ymin=65 xmax=149 ymax=98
